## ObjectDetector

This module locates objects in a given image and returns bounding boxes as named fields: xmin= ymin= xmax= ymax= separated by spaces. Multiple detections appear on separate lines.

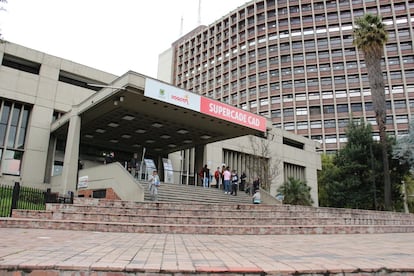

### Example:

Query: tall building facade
xmin=159 ymin=0 xmax=414 ymax=153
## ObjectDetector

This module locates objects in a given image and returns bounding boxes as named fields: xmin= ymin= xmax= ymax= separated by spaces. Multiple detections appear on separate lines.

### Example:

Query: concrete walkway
xmin=0 ymin=228 xmax=413 ymax=275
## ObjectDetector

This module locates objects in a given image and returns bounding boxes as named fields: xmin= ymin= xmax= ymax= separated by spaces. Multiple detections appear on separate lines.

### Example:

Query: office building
xmin=159 ymin=0 xmax=414 ymax=153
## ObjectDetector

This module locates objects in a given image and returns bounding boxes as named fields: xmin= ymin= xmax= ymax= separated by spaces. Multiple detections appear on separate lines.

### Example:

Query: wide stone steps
xmin=10 ymin=208 xmax=414 ymax=226
xmin=1 ymin=198 xmax=414 ymax=235
xmin=2 ymin=217 xmax=414 ymax=235
xmin=142 ymin=182 xmax=252 ymax=204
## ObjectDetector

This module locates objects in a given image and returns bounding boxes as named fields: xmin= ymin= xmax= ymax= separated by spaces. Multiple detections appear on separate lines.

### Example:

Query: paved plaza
xmin=0 ymin=228 xmax=413 ymax=275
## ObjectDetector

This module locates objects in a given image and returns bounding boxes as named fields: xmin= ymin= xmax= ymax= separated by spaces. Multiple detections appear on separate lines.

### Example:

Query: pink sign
xmin=200 ymin=97 xmax=267 ymax=132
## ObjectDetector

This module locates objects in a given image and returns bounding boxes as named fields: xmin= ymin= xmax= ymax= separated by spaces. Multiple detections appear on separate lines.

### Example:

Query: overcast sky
xmin=1 ymin=0 xmax=248 ymax=78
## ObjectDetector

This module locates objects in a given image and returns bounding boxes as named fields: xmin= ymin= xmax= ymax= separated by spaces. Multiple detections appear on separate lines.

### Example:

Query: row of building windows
xmin=268 ymin=99 xmax=411 ymax=118
xmin=216 ymin=85 xmax=413 ymax=108
xmin=281 ymin=114 xmax=410 ymax=131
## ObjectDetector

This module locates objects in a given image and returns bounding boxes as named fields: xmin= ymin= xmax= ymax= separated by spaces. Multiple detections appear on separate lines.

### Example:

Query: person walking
xmin=223 ymin=167 xmax=231 ymax=194
xmin=148 ymin=170 xmax=160 ymax=201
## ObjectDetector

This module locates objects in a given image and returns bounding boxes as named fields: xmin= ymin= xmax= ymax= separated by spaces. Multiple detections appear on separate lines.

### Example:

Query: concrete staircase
xmin=2 ymin=194 xmax=414 ymax=235
xmin=142 ymin=182 xmax=253 ymax=204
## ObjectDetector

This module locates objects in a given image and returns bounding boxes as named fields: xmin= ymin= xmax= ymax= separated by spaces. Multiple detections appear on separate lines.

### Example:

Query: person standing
xmin=202 ymin=164 xmax=210 ymax=188
xmin=239 ymin=172 xmax=247 ymax=191
xmin=148 ymin=170 xmax=160 ymax=201
xmin=129 ymin=153 xmax=139 ymax=178
xmin=221 ymin=165 xmax=226 ymax=190
xmin=230 ymin=170 xmax=239 ymax=196
xmin=104 ymin=152 xmax=114 ymax=164
xmin=253 ymin=177 xmax=260 ymax=194
xmin=214 ymin=167 xmax=221 ymax=188
xmin=223 ymin=167 xmax=231 ymax=194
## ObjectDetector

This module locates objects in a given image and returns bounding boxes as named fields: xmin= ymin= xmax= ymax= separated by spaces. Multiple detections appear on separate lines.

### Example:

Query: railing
xmin=0 ymin=183 xmax=73 ymax=217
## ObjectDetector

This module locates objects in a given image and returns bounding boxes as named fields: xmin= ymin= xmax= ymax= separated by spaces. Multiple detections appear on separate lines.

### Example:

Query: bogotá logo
xmin=159 ymin=88 xmax=166 ymax=98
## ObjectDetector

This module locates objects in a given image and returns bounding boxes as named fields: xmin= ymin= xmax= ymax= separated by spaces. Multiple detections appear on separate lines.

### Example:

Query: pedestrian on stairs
xmin=223 ymin=166 xmax=231 ymax=194
xmin=148 ymin=170 xmax=160 ymax=201
xmin=252 ymin=189 xmax=261 ymax=204
xmin=214 ymin=167 xmax=221 ymax=188
xmin=230 ymin=170 xmax=238 ymax=196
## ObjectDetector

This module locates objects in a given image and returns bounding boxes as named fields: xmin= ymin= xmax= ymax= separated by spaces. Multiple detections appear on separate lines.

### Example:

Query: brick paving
xmin=0 ymin=228 xmax=413 ymax=275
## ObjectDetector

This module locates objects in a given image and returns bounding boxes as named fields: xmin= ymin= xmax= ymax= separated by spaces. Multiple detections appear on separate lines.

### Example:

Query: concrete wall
xmin=0 ymin=41 xmax=117 ymax=188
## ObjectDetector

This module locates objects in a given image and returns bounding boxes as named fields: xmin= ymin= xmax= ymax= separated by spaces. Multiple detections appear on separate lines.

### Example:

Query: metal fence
xmin=0 ymin=183 xmax=73 ymax=217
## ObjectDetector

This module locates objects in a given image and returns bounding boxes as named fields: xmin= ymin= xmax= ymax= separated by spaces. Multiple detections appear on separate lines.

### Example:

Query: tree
xmin=393 ymin=120 xmax=414 ymax=173
xmin=353 ymin=14 xmax=391 ymax=210
xmin=318 ymin=154 xmax=340 ymax=207
xmin=318 ymin=119 xmax=407 ymax=211
xmin=245 ymin=135 xmax=280 ymax=192
xmin=333 ymin=120 xmax=379 ymax=209
xmin=277 ymin=177 xmax=313 ymax=206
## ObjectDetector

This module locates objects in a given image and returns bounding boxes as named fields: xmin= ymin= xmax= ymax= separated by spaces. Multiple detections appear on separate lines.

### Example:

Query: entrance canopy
xmin=51 ymin=72 xmax=269 ymax=157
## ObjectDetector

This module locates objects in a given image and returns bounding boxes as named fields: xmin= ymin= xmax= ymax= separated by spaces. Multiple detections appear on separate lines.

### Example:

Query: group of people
xmin=150 ymin=164 xmax=261 ymax=204
xmin=205 ymin=165 xmax=261 ymax=203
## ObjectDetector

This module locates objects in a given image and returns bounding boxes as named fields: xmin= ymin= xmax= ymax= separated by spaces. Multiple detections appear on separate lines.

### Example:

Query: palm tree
xmin=277 ymin=177 xmax=313 ymax=206
xmin=353 ymin=14 xmax=391 ymax=210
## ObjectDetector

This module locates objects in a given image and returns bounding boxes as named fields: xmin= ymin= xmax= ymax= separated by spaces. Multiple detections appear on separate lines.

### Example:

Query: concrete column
xmin=60 ymin=112 xmax=81 ymax=195
xmin=194 ymin=144 xmax=205 ymax=186
xmin=44 ymin=134 xmax=57 ymax=183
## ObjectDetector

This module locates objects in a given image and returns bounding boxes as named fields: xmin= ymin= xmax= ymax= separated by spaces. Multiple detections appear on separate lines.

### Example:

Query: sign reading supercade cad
xmin=144 ymin=78 xmax=266 ymax=132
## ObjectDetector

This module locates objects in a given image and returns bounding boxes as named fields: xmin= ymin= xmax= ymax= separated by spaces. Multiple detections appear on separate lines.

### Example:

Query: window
xmin=310 ymin=121 xmax=322 ymax=128
xmin=349 ymin=89 xmax=360 ymax=97
xmin=295 ymin=93 xmax=306 ymax=101
xmin=351 ymin=103 xmax=362 ymax=112
xmin=297 ymin=122 xmax=308 ymax=130
xmin=294 ymin=66 xmax=304 ymax=74
xmin=394 ymin=100 xmax=407 ymax=109
xmin=309 ymin=106 xmax=321 ymax=115
xmin=2 ymin=54 xmax=41 ymax=75
xmin=59 ymin=71 xmax=103 ymax=91
xmin=338 ymin=119 xmax=349 ymax=128
xmin=337 ymin=104 xmax=349 ymax=113
xmin=271 ymin=96 xmax=280 ymax=104
xmin=283 ymin=94 xmax=293 ymax=103
xmin=283 ymin=108 xmax=294 ymax=117
xmin=260 ymin=98 xmax=268 ymax=106
xmin=284 ymin=123 xmax=295 ymax=130
xmin=324 ymin=120 xmax=336 ymax=128
xmin=323 ymin=105 xmax=335 ymax=114
xmin=325 ymin=135 xmax=337 ymax=144
xmin=396 ymin=115 xmax=408 ymax=124
xmin=296 ymin=107 xmax=307 ymax=116
xmin=0 ymin=101 xmax=31 ymax=176
xmin=271 ymin=110 xmax=281 ymax=118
